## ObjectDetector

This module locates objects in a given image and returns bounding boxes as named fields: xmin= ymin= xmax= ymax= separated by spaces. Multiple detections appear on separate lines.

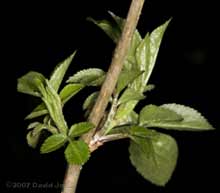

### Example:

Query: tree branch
xmin=62 ymin=0 xmax=145 ymax=192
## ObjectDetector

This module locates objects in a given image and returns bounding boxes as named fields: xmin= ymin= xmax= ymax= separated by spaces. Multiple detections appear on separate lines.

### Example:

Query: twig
xmin=62 ymin=0 xmax=145 ymax=193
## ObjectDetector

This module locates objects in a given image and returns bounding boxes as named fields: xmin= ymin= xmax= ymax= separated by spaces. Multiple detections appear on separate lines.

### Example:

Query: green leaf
xmin=108 ymin=11 xmax=142 ymax=68
xmin=27 ymin=131 xmax=41 ymax=148
xmin=64 ymin=140 xmax=90 ymax=165
xmin=67 ymin=68 xmax=105 ymax=86
xmin=90 ymin=13 xmax=142 ymax=70
xmin=26 ymin=122 xmax=58 ymax=148
xmin=69 ymin=122 xmax=94 ymax=138
xmin=129 ymin=132 xmax=178 ymax=186
xmin=87 ymin=17 xmax=121 ymax=43
xmin=59 ymin=83 xmax=84 ymax=104
xmin=41 ymin=81 xmax=68 ymax=133
xmin=118 ymin=88 xmax=145 ymax=105
xmin=115 ymin=101 xmax=137 ymax=120
xmin=116 ymin=69 xmax=143 ymax=94
xmin=25 ymin=83 xmax=84 ymax=120
xmin=129 ymin=126 xmax=157 ymax=138
xmin=155 ymin=103 xmax=215 ymax=131
xmin=139 ymin=104 xmax=183 ymax=126
xmin=40 ymin=134 xmax=67 ymax=153
xmin=114 ymin=110 xmax=138 ymax=127
xmin=49 ymin=51 xmax=76 ymax=92
xmin=133 ymin=20 xmax=170 ymax=91
xmin=17 ymin=71 xmax=46 ymax=97
xmin=83 ymin=92 xmax=99 ymax=110
xmin=25 ymin=103 xmax=47 ymax=119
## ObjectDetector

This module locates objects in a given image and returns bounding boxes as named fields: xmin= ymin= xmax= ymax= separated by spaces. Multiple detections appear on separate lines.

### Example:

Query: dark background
xmin=1 ymin=0 xmax=219 ymax=193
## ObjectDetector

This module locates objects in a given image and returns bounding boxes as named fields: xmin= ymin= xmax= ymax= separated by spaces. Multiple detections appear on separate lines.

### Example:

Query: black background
xmin=1 ymin=0 xmax=219 ymax=193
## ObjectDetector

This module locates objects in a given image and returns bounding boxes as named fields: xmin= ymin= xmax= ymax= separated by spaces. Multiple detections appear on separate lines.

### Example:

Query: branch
xmin=62 ymin=0 xmax=145 ymax=193
xmin=86 ymin=0 xmax=145 ymax=141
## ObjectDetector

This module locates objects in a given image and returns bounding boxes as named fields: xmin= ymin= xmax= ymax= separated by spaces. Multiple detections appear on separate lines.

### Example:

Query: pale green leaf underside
xmin=118 ymin=88 xmax=145 ymax=105
xmin=139 ymin=104 xmax=183 ymax=126
xmin=64 ymin=140 xmax=90 ymax=165
xmin=156 ymin=103 xmax=215 ymax=131
xmin=40 ymin=134 xmax=67 ymax=153
xmin=133 ymin=19 xmax=170 ymax=91
xmin=69 ymin=122 xmax=94 ymax=138
xmin=129 ymin=132 xmax=178 ymax=186
xmin=67 ymin=68 xmax=105 ymax=86
xmin=40 ymin=81 xmax=68 ymax=133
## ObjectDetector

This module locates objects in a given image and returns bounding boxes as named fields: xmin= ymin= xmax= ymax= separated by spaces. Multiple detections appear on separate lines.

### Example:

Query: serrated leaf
xmin=69 ymin=122 xmax=94 ymax=138
xmin=83 ymin=92 xmax=99 ymax=110
xmin=49 ymin=51 xmax=76 ymax=92
xmin=41 ymin=81 xmax=68 ymax=133
xmin=133 ymin=20 xmax=170 ymax=91
xmin=17 ymin=71 xmax=46 ymax=97
xmin=129 ymin=132 xmax=178 ymax=186
xmin=116 ymin=69 xmax=143 ymax=94
xmin=25 ymin=84 xmax=84 ymax=120
xmin=67 ymin=68 xmax=105 ymax=86
xmin=155 ymin=103 xmax=214 ymax=131
xmin=64 ymin=140 xmax=90 ymax=165
xmin=139 ymin=104 xmax=183 ymax=126
xmin=40 ymin=134 xmax=67 ymax=153
xmin=59 ymin=83 xmax=84 ymax=104
xmin=118 ymin=88 xmax=145 ymax=105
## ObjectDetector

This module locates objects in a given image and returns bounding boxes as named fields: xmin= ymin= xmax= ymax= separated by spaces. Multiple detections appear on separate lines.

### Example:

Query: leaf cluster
xmin=17 ymin=13 xmax=214 ymax=186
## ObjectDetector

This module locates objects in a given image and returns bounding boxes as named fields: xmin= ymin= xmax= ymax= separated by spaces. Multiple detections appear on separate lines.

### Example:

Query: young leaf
xmin=25 ymin=84 xmax=84 ymax=120
xmin=40 ymin=134 xmax=67 ymax=153
xmin=69 ymin=122 xmax=94 ymax=138
xmin=154 ymin=103 xmax=215 ymax=131
xmin=64 ymin=140 xmax=90 ymax=165
xmin=129 ymin=132 xmax=178 ymax=186
xmin=116 ymin=69 xmax=143 ymax=94
xmin=27 ymin=130 xmax=42 ymax=148
xmin=139 ymin=104 xmax=183 ymax=126
xmin=59 ymin=83 xmax=84 ymax=104
xmin=87 ymin=17 xmax=121 ymax=43
xmin=17 ymin=71 xmax=46 ymax=97
xmin=41 ymin=81 xmax=68 ymax=133
xmin=133 ymin=20 xmax=170 ymax=91
xmin=49 ymin=51 xmax=76 ymax=92
xmin=83 ymin=92 xmax=99 ymax=110
xmin=115 ymin=102 xmax=137 ymax=120
xmin=25 ymin=103 xmax=47 ymax=119
xmin=67 ymin=68 xmax=105 ymax=86
xmin=90 ymin=13 xmax=142 ymax=69
xmin=118 ymin=88 xmax=145 ymax=105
